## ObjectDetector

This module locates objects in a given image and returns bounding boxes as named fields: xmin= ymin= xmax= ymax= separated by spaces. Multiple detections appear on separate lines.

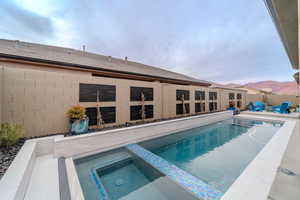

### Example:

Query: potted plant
xmin=66 ymin=105 xmax=89 ymax=135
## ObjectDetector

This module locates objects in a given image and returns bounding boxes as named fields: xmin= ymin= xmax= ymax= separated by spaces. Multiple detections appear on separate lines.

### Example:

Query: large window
xmin=195 ymin=91 xmax=205 ymax=101
xmin=237 ymin=101 xmax=242 ymax=108
xmin=237 ymin=93 xmax=242 ymax=99
xmin=79 ymin=83 xmax=116 ymax=102
xmin=209 ymin=92 xmax=217 ymax=100
xmin=229 ymin=93 xmax=235 ymax=100
xmin=176 ymin=104 xmax=190 ymax=115
xmin=85 ymin=107 xmax=116 ymax=125
xmin=130 ymin=105 xmax=154 ymax=121
xmin=130 ymin=87 xmax=153 ymax=101
xmin=195 ymin=103 xmax=205 ymax=113
xmin=209 ymin=102 xmax=218 ymax=112
xmin=176 ymin=90 xmax=190 ymax=101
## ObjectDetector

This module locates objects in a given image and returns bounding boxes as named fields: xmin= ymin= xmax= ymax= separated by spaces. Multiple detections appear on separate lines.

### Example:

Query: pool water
xmin=139 ymin=118 xmax=282 ymax=192
xmin=74 ymin=117 xmax=282 ymax=200
xmin=75 ymin=150 xmax=198 ymax=200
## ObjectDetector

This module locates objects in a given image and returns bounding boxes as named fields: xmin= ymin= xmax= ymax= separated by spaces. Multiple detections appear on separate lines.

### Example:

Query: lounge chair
xmin=248 ymin=101 xmax=265 ymax=112
xmin=254 ymin=101 xmax=265 ymax=111
xmin=272 ymin=102 xmax=291 ymax=114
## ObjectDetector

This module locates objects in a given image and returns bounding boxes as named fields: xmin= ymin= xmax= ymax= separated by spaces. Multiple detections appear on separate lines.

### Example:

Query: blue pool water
xmin=74 ymin=118 xmax=282 ymax=200
xmin=139 ymin=118 xmax=282 ymax=192
xmin=75 ymin=150 xmax=198 ymax=200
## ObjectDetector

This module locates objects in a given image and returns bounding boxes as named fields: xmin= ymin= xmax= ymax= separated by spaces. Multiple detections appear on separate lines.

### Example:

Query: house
xmin=0 ymin=39 xmax=246 ymax=137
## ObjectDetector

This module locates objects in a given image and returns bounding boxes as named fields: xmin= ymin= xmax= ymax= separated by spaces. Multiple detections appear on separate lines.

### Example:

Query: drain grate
xmin=278 ymin=167 xmax=297 ymax=176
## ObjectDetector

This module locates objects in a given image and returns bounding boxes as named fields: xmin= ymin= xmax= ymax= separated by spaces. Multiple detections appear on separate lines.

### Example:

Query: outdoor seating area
xmin=247 ymin=100 xmax=298 ymax=115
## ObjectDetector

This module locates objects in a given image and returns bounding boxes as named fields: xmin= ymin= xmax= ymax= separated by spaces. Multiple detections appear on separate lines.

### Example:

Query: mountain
xmin=225 ymin=81 xmax=298 ymax=95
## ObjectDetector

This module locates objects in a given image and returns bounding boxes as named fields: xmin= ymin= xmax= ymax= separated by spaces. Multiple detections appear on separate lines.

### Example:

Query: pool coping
xmin=55 ymin=111 xmax=233 ymax=159
xmin=222 ymin=114 xmax=296 ymax=200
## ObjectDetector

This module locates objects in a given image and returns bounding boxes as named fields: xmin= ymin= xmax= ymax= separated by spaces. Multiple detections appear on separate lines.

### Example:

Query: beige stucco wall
xmin=218 ymin=89 xmax=247 ymax=110
xmin=245 ymin=94 xmax=264 ymax=105
xmin=0 ymin=66 xmax=3 ymax=124
xmin=265 ymin=94 xmax=299 ymax=106
xmin=1 ymin=62 xmax=249 ymax=137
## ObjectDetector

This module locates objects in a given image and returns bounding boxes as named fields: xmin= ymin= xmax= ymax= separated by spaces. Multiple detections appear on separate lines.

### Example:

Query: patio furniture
xmin=272 ymin=102 xmax=292 ymax=114
xmin=248 ymin=101 xmax=265 ymax=112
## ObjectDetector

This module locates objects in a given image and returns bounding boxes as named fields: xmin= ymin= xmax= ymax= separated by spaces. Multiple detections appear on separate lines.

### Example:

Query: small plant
xmin=66 ymin=105 xmax=86 ymax=120
xmin=0 ymin=123 xmax=23 ymax=148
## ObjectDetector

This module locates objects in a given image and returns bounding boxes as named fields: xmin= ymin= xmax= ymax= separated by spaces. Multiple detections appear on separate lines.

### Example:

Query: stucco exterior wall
xmin=0 ymin=66 xmax=3 ymax=124
xmin=218 ymin=89 xmax=247 ymax=110
xmin=1 ymin=62 xmax=248 ymax=137
xmin=265 ymin=94 xmax=299 ymax=106
xmin=245 ymin=94 xmax=264 ymax=105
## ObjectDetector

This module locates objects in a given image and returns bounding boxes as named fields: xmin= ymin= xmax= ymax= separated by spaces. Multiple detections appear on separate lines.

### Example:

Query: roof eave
xmin=264 ymin=0 xmax=299 ymax=69
xmin=0 ymin=53 xmax=211 ymax=87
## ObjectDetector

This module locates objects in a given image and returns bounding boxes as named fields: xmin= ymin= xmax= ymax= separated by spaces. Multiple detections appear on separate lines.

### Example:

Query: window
xmin=209 ymin=92 xmax=217 ymax=100
xmin=79 ymin=83 xmax=116 ymax=102
xmin=195 ymin=103 xmax=205 ymax=113
xmin=209 ymin=102 xmax=218 ymax=112
xmin=229 ymin=93 xmax=235 ymax=100
xmin=130 ymin=105 xmax=154 ymax=121
xmin=237 ymin=93 xmax=242 ymax=99
xmin=237 ymin=101 xmax=242 ymax=108
xmin=176 ymin=90 xmax=190 ymax=101
xmin=195 ymin=91 xmax=205 ymax=101
xmin=85 ymin=107 xmax=116 ymax=125
xmin=176 ymin=104 xmax=190 ymax=115
xmin=130 ymin=87 xmax=153 ymax=101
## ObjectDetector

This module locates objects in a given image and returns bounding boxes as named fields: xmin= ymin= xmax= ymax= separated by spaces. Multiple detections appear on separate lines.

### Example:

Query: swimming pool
xmin=74 ymin=117 xmax=283 ymax=200
xmin=139 ymin=118 xmax=282 ymax=192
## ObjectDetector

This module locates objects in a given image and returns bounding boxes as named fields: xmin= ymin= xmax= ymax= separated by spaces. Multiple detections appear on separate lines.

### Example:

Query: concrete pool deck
xmin=0 ymin=111 xmax=299 ymax=200
xmin=268 ymin=121 xmax=300 ymax=200
xmin=242 ymin=110 xmax=300 ymax=119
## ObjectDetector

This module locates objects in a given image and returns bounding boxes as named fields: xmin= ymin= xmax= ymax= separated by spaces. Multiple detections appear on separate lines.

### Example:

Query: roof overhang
xmin=0 ymin=53 xmax=211 ymax=87
xmin=264 ymin=0 xmax=299 ymax=69
xmin=294 ymin=71 xmax=299 ymax=84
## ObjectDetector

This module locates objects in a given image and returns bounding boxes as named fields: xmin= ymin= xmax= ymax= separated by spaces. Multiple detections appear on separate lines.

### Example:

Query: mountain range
xmin=225 ymin=81 xmax=298 ymax=95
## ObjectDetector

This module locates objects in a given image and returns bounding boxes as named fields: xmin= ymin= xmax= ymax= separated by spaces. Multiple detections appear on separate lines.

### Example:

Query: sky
xmin=0 ymin=0 xmax=296 ymax=84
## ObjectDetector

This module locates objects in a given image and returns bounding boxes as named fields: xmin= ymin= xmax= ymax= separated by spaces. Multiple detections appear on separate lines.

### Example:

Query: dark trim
xmin=0 ymin=53 xmax=211 ymax=86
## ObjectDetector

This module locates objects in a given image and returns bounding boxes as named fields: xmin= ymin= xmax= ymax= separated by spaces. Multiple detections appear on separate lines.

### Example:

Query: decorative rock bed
xmin=0 ymin=138 xmax=25 ymax=180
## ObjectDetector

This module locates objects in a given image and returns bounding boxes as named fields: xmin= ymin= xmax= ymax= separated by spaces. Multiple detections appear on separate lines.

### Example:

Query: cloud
xmin=0 ymin=0 xmax=54 ymax=41
xmin=0 ymin=0 xmax=294 ymax=83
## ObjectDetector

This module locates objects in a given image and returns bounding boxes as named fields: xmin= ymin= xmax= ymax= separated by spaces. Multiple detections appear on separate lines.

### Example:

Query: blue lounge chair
xmin=248 ymin=101 xmax=265 ymax=112
xmin=254 ymin=101 xmax=265 ymax=111
xmin=272 ymin=102 xmax=291 ymax=114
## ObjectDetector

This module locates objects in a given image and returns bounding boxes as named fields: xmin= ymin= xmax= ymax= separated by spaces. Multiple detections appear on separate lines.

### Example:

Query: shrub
xmin=66 ymin=105 xmax=86 ymax=120
xmin=0 ymin=123 xmax=23 ymax=148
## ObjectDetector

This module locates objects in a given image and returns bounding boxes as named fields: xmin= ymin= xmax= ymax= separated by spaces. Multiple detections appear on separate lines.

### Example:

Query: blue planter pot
xmin=70 ymin=118 xmax=89 ymax=135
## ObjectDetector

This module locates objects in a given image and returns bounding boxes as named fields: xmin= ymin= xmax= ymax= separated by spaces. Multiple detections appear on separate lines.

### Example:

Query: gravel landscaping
xmin=0 ymin=138 xmax=25 ymax=180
